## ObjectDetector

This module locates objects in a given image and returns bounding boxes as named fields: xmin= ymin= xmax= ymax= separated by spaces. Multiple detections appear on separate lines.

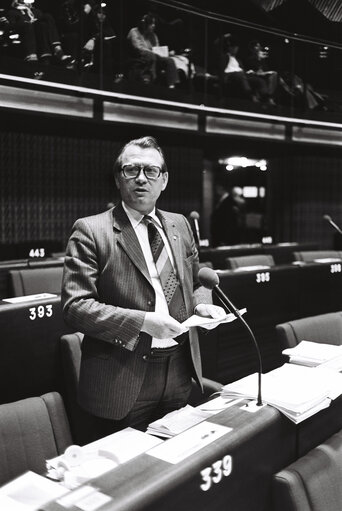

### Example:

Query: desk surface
xmin=43 ymin=402 xmax=295 ymax=511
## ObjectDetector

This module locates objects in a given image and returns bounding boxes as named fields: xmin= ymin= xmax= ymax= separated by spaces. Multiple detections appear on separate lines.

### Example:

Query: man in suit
xmin=62 ymin=136 xmax=225 ymax=437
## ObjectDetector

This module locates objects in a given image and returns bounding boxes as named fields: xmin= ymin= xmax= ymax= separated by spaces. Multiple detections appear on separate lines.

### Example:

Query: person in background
xmin=215 ymin=33 xmax=265 ymax=103
xmin=245 ymin=40 xmax=278 ymax=106
xmin=126 ymin=13 xmax=179 ymax=87
xmin=62 ymin=136 xmax=225 ymax=439
xmin=211 ymin=183 xmax=246 ymax=247
xmin=7 ymin=0 xmax=73 ymax=66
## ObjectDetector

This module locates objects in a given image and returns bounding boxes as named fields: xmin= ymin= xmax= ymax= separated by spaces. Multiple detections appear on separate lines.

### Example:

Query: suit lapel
xmin=157 ymin=210 xmax=184 ymax=282
xmin=112 ymin=204 xmax=152 ymax=286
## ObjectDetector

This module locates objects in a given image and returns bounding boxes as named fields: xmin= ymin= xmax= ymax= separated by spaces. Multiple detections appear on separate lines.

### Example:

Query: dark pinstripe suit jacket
xmin=62 ymin=203 xmax=211 ymax=420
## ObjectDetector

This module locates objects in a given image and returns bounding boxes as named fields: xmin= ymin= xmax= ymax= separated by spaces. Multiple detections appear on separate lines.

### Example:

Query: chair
xmin=293 ymin=250 xmax=342 ymax=262
xmin=272 ymin=429 xmax=342 ymax=511
xmin=60 ymin=332 xmax=222 ymax=445
xmin=226 ymin=254 xmax=275 ymax=270
xmin=9 ymin=266 xmax=63 ymax=296
xmin=276 ymin=311 xmax=342 ymax=350
xmin=0 ymin=392 xmax=72 ymax=486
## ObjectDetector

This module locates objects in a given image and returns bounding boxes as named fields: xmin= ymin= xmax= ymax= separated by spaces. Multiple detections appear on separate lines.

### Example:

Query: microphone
xmin=198 ymin=267 xmax=263 ymax=406
xmin=189 ymin=211 xmax=201 ymax=245
xmin=323 ymin=214 xmax=342 ymax=236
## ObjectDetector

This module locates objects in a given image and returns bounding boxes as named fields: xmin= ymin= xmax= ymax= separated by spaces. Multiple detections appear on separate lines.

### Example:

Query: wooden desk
xmin=43 ymin=403 xmax=295 ymax=511
xmin=0 ymin=294 xmax=70 ymax=404
xmin=200 ymin=262 xmax=342 ymax=383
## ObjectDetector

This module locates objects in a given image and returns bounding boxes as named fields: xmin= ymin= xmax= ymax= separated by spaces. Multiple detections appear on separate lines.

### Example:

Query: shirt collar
xmin=121 ymin=201 xmax=161 ymax=229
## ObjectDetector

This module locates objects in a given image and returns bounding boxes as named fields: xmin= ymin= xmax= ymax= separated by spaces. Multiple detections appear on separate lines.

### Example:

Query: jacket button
xmin=142 ymin=355 xmax=148 ymax=360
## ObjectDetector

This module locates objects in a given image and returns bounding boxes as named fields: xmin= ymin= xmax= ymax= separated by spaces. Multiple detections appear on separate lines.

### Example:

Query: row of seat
xmin=5 ymin=250 xmax=342 ymax=298
xmin=226 ymin=250 xmax=342 ymax=270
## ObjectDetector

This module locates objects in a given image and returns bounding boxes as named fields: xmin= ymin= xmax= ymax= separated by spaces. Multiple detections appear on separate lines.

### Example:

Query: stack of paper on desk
xmin=221 ymin=363 xmax=342 ymax=423
xmin=147 ymin=398 xmax=242 ymax=438
xmin=283 ymin=340 xmax=342 ymax=369
xmin=147 ymin=405 xmax=211 ymax=438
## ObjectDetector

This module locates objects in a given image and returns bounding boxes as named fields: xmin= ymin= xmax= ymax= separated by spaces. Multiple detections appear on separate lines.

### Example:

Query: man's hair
xmin=114 ymin=136 xmax=167 ymax=174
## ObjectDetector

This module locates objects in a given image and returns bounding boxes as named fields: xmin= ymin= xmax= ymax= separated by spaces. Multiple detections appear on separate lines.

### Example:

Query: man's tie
xmin=144 ymin=216 xmax=188 ymax=324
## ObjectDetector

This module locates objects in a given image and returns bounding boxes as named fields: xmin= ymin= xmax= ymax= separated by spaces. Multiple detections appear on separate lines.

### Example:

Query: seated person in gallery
xmin=126 ymin=13 xmax=180 ymax=88
xmin=215 ymin=33 xmax=267 ymax=103
xmin=244 ymin=40 xmax=278 ymax=106
xmin=7 ymin=0 xmax=73 ymax=66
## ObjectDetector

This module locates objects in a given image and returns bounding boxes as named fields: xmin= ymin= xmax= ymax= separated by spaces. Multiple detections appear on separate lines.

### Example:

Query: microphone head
xmin=198 ymin=267 xmax=219 ymax=289
xmin=189 ymin=211 xmax=200 ymax=220
xmin=323 ymin=214 xmax=332 ymax=222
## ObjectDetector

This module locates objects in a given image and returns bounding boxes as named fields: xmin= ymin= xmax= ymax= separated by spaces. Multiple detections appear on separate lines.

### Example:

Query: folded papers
xmin=283 ymin=340 xmax=342 ymax=370
xmin=221 ymin=363 xmax=342 ymax=423
xmin=0 ymin=471 xmax=68 ymax=511
xmin=146 ymin=398 xmax=241 ymax=438
xmin=182 ymin=308 xmax=247 ymax=328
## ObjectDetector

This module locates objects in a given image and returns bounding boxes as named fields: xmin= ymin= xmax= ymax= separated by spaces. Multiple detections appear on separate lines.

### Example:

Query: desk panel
xmin=200 ymin=262 xmax=342 ymax=384
xmin=43 ymin=403 xmax=295 ymax=511
xmin=206 ymin=265 xmax=300 ymax=383
xmin=297 ymin=262 xmax=342 ymax=317
xmin=0 ymin=295 xmax=70 ymax=403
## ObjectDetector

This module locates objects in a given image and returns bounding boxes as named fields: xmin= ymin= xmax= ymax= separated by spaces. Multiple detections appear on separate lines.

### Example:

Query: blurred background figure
xmin=126 ymin=13 xmax=179 ymax=88
xmin=211 ymin=182 xmax=246 ymax=247
xmin=245 ymin=40 xmax=278 ymax=106
xmin=7 ymin=0 xmax=73 ymax=66
xmin=50 ymin=1 xmax=116 ymax=75
xmin=215 ymin=33 xmax=265 ymax=104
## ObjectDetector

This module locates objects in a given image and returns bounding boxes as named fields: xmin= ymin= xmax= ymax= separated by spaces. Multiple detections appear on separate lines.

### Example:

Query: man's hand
xmin=141 ymin=312 xmax=188 ymax=339
xmin=194 ymin=303 xmax=226 ymax=330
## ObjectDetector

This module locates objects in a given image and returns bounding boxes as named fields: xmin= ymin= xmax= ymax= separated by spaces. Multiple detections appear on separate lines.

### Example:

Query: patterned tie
xmin=144 ymin=216 xmax=188 ymax=323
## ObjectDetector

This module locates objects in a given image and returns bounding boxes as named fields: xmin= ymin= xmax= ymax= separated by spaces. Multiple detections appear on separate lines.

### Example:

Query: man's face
xmin=115 ymin=145 xmax=168 ymax=215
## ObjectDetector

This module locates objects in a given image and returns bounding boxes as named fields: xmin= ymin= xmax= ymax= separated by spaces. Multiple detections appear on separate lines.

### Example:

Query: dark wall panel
xmin=268 ymin=152 xmax=342 ymax=248
xmin=0 ymin=131 xmax=203 ymax=249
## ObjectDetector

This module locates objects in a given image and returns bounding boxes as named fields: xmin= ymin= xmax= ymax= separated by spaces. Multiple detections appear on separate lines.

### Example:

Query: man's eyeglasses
xmin=121 ymin=164 xmax=163 ymax=180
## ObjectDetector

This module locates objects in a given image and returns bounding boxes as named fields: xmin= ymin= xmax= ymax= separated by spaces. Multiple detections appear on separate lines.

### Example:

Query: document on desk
xmin=0 ymin=471 xmax=68 ymax=511
xmin=182 ymin=308 xmax=246 ymax=328
xmin=3 ymin=293 xmax=57 ymax=304
xmin=146 ymin=404 xmax=212 ymax=438
xmin=147 ymin=421 xmax=231 ymax=464
xmin=221 ymin=363 xmax=342 ymax=423
xmin=283 ymin=340 xmax=342 ymax=369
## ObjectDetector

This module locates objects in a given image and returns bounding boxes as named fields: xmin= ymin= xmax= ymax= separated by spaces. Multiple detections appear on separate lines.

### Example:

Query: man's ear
xmin=114 ymin=173 xmax=120 ymax=190
xmin=161 ymin=172 xmax=168 ymax=191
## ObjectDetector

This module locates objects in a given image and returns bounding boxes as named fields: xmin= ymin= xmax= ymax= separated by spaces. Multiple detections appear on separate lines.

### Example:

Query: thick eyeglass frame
xmin=121 ymin=164 xmax=163 ymax=180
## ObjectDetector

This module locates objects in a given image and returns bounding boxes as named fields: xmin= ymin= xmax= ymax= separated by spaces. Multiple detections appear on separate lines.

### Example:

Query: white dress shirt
xmin=122 ymin=202 xmax=178 ymax=348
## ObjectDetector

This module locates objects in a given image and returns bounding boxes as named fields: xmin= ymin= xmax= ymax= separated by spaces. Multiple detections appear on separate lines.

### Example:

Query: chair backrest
xmin=293 ymin=250 xmax=342 ymax=262
xmin=272 ymin=430 xmax=342 ymax=511
xmin=0 ymin=392 xmax=72 ymax=486
xmin=226 ymin=254 xmax=275 ymax=270
xmin=276 ymin=311 xmax=342 ymax=350
xmin=9 ymin=267 xmax=63 ymax=296
xmin=60 ymin=332 xmax=100 ymax=446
